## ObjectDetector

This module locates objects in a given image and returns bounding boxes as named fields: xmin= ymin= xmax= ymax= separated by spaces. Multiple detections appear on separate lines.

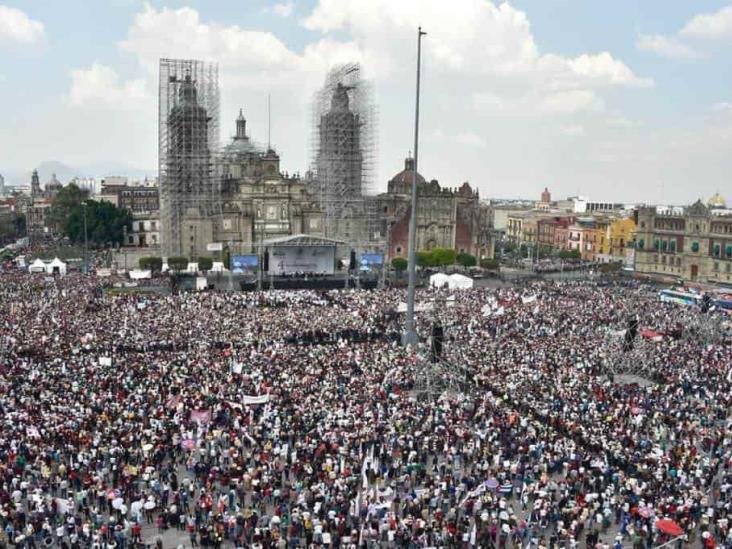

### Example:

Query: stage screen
xmin=360 ymin=253 xmax=384 ymax=271
xmin=232 ymin=255 xmax=258 ymax=273
xmin=270 ymin=246 xmax=335 ymax=275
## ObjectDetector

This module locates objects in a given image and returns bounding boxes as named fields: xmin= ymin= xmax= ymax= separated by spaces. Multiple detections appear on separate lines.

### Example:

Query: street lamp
xmin=82 ymin=201 xmax=89 ymax=275
xmin=403 ymin=26 xmax=427 ymax=348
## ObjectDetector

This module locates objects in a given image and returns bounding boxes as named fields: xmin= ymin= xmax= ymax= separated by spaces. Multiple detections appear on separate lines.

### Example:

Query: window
xmin=661 ymin=240 xmax=667 ymax=251
xmin=726 ymin=245 xmax=732 ymax=258
xmin=669 ymin=240 xmax=676 ymax=252
xmin=691 ymin=242 xmax=699 ymax=252
xmin=638 ymin=239 xmax=644 ymax=249
xmin=713 ymin=244 xmax=721 ymax=257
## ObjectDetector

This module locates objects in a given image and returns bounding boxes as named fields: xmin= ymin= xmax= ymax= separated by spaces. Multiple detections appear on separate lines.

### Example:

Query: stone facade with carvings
xmin=375 ymin=157 xmax=492 ymax=260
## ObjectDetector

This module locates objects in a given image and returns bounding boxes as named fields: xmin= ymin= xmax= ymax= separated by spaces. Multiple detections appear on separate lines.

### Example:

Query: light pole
xmin=82 ymin=201 xmax=89 ymax=275
xmin=403 ymin=26 xmax=426 ymax=348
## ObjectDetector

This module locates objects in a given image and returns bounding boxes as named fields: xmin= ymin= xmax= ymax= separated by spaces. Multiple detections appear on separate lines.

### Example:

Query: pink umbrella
xmin=638 ymin=507 xmax=653 ymax=518
xmin=181 ymin=439 xmax=196 ymax=450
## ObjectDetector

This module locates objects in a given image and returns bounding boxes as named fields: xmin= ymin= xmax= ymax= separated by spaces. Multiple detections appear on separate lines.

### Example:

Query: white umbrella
xmin=112 ymin=497 xmax=124 ymax=510
xmin=143 ymin=501 xmax=155 ymax=510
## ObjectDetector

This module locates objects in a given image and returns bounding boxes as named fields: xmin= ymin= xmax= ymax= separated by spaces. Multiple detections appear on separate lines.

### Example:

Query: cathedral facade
xmin=376 ymin=157 xmax=492 ymax=260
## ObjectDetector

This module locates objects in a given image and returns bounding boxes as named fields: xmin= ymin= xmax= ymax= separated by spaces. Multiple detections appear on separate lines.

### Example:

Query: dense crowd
xmin=0 ymin=268 xmax=731 ymax=549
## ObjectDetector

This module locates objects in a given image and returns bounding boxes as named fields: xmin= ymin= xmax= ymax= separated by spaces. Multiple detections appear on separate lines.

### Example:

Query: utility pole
xmin=403 ymin=26 xmax=427 ymax=348
xmin=83 ymin=201 xmax=89 ymax=275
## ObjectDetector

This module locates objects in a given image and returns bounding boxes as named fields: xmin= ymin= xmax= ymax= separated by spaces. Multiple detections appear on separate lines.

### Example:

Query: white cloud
xmin=454 ymin=131 xmax=487 ymax=148
xmin=680 ymin=5 xmax=732 ymax=40
xmin=636 ymin=34 xmax=700 ymax=60
xmin=712 ymin=102 xmax=732 ymax=116
xmin=69 ymin=63 xmax=148 ymax=108
xmin=270 ymin=2 xmax=295 ymax=17
xmin=541 ymin=90 xmax=603 ymax=114
xmin=560 ymin=125 xmax=585 ymax=136
xmin=0 ymin=5 xmax=44 ymax=44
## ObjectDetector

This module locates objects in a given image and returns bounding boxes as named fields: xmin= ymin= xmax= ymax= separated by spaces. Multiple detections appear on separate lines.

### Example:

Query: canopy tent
xmin=429 ymin=273 xmax=451 ymax=288
xmin=28 ymin=259 xmax=46 ymax=273
xmin=430 ymin=272 xmax=473 ymax=290
xmin=47 ymin=258 xmax=67 ymax=275
xmin=210 ymin=261 xmax=228 ymax=272
xmin=185 ymin=262 xmax=199 ymax=273
xmin=28 ymin=258 xmax=67 ymax=275
xmin=448 ymin=273 xmax=473 ymax=289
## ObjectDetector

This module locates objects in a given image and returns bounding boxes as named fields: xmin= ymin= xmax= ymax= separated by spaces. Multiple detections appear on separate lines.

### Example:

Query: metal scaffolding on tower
xmin=310 ymin=63 xmax=380 ymax=252
xmin=159 ymin=58 xmax=220 ymax=259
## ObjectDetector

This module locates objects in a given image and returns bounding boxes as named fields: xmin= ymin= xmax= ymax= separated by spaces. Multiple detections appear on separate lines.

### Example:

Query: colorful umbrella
xmin=656 ymin=519 xmax=683 ymax=537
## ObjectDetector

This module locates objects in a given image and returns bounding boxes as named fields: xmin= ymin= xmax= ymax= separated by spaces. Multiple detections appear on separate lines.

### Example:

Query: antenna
xmin=267 ymin=93 xmax=271 ymax=150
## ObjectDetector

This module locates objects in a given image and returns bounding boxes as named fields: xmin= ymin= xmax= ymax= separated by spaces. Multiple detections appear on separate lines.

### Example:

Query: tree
xmin=64 ymin=200 xmax=132 ymax=246
xmin=456 ymin=252 xmax=477 ymax=268
xmin=391 ymin=257 xmax=408 ymax=272
xmin=198 ymin=257 xmax=213 ymax=271
xmin=558 ymin=249 xmax=581 ymax=260
xmin=167 ymin=256 xmax=188 ymax=272
xmin=480 ymin=258 xmax=499 ymax=270
xmin=416 ymin=251 xmax=431 ymax=267
xmin=139 ymin=257 xmax=163 ymax=272
xmin=47 ymin=184 xmax=89 ymax=232
xmin=430 ymin=248 xmax=456 ymax=267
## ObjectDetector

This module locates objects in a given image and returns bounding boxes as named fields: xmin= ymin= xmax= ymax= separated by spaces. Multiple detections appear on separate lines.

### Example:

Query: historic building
xmin=634 ymin=198 xmax=732 ymax=284
xmin=205 ymin=110 xmax=324 ymax=258
xmin=376 ymin=157 xmax=492 ymax=260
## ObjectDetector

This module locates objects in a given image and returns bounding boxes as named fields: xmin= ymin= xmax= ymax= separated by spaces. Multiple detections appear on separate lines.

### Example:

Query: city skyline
xmin=0 ymin=0 xmax=731 ymax=204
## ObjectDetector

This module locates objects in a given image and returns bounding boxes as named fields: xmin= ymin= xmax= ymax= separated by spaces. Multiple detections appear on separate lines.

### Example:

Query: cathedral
xmin=179 ymin=110 xmax=324 ymax=259
xmin=376 ymin=157 xmax=492 ymax=260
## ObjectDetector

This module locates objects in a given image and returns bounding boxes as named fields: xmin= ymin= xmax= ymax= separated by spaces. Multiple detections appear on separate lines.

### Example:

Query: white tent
xmin=47 ymin=258 xmax=67 ymax=275
xmin=429 ymin=273 xmax=451 ymax=288
xmin=195 ymin=277 xmax=208 ymax=291
xmin=28 ymin=259 xmax=46 ymax=273
xmin=186 ymin=262 xmax=199 ymax=273
xmin=210 ymin=261 xmax=228 ymax=272
xmin=448 ymin=273 xmax=473 ymax=289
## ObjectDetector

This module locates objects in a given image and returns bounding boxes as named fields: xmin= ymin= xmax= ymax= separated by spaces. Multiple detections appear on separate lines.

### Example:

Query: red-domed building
xmin=375 ymin=157 xmax=492 ymax=260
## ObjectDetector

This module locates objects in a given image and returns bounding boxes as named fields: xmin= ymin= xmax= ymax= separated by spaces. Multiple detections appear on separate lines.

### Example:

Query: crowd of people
xmin=0 ymin=265 xmax=731 ymax=549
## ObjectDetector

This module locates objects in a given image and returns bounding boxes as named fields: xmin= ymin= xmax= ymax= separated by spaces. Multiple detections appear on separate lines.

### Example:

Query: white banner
xmin=207 ymin=242 xmax=223 ymax=252
xmin=99 ymin=357 xmax=112 ymax=366
xmin=242 ymin=395 xmax=269 ymax=405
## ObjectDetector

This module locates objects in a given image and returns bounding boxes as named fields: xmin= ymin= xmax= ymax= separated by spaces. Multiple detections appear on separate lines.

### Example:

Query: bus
xmin=659 ymin=289 xmax=703 ymax=307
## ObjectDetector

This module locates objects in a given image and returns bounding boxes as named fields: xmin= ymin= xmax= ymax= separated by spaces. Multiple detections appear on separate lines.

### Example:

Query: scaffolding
xmin=159 ymin=58 xmax=220 ymax=259
xmin=310 ymin=63 xmax=379 ymax=250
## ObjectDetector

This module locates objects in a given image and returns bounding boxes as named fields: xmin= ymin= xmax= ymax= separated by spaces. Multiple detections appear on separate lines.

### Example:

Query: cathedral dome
xmin=707 ymin=192 xmax=727 ymax=209
xmin=389 ymin=157 xmax=426 ymax=188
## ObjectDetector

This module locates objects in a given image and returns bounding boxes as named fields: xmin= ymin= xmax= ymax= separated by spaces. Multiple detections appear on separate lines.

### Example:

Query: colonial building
xmin=207 ymin=110 xmax=324 ymax=257
xmin=376 ymin=157 xmax=492 ymax=260
xmin=634 ymin=199 xmax=732 ymax=284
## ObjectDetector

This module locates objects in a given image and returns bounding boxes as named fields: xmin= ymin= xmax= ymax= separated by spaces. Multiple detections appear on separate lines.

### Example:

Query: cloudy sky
xmin=1 ymin=0 xmax=731 ymax=204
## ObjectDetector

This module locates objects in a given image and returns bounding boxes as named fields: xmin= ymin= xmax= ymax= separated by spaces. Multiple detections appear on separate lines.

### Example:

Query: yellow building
xmin=609 ymin=218 xmax=636 ymax=259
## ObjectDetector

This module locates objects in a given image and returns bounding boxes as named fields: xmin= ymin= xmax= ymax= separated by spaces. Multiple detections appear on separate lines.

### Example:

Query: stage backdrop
xmin=270 ymin=246 xmax=335 ymax=275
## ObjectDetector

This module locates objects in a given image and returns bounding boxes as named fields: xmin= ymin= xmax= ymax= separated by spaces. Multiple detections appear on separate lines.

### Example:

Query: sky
xmin=0 ymin=0 xmax=731 ymax=204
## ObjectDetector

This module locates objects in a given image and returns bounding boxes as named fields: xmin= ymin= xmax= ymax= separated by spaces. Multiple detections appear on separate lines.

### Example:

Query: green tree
xmin=47 ymin=184 xmax=89 ymax=232
xmin=64 ymin=200 xmax=132 ymax=246
xmin=558 ymin=249 xmax=581 ymax=260
xmin=456 ymin=252 xmax=477 ymax=267
xmin=167 ymin=256 xmax=188 ymax=272
xmin=139 ymin=256 xmax=163 ymax=272
xmin=198 ymin=257 xmax=213 ymax=271
xmin=391 ymin=257 xmax=408 ymax=272
xmin=416 ymin=251 xmax=431 ymax=267
xmin=480 ymin=258 xmax=499 ymax=270
xmin=430 ymin=248 xmax=456 ymax=267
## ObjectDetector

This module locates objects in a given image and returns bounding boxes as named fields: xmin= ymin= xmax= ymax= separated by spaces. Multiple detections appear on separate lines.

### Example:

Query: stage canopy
xmin=263 ymin=234 xmax=345 ymax=276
